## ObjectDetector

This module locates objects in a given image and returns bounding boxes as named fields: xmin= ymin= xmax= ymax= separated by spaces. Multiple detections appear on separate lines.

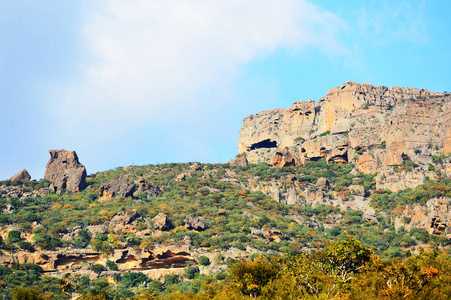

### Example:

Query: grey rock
xmin=133 ymin=177 xmax=162 ymax=199
xmin=184 ymin=215 xmax=206 ymax=231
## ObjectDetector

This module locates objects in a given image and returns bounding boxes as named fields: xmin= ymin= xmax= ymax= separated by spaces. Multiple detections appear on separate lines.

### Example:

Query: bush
xmin=198 ymin=255 xmax=210 ymax=266
xmin=11 ymin=287 xmax=44 ymax=300
xmin=7 ymin=230 xmax=21 ymax=243
xmin=74 ymin=229 xmax=91 ymax=248
xmin=230 ymin=255 xmax=280 ymax=297
xmin=106 ymin=260 xmax=118 ymax=271
xmin=91 ymin=264 xmax=106 ymax=275
xmin=32 ymin=233 xmax=62 ymax=250
xmin=17 ymin=241 xmax=34 ymax=251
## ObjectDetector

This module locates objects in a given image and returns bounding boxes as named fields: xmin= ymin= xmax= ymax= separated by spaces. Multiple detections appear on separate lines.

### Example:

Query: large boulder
xmin=10 ymin=169 xmax=31 ymax=182
xmin=184 ymin=215 xmax=206 ymax=231
xmin=152 ymin=213 xmax=172 ymax=231
xmin=229 ymin=155 xmax=248 ymax=167
xmin=133 ymin=177 xmax=162 ymax=199
xmin=44 ymin=149 xmax=87 ymax=193
xmin=108 ymin=210 xmax=145 ymax=234
xmin=99 ymin=176 xmax=135 ymax=201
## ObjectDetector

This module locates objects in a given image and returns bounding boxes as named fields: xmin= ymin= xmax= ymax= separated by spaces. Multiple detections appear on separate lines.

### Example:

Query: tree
xmin=119 ymin=272 xmax=149 ymax=288
xmin=74 ymin=229 xmax=91 ymax=248
xmin=283 ymin=237 xmax=374 ymax=297
xmin=11 ymin=287 xmax=44 ymax=300
xmin=184 ymin=265 xmax=199 ymax=279
xmin=230 ymin=255 xmax=280 ymax=297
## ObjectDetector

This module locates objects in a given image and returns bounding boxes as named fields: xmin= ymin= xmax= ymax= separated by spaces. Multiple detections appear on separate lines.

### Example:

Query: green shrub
xmin=7 ymin=230 xmax=21 ymax=243
xmin=164 ymin=274 xmax=180 ymax=285
xmin=120 ymin=272 xmax=148 ymax=288
xmin=91 ymin=264 xmax=106 ymax=275
xmin=198 ymin=255 xmax=210 ymax=266
xmin=319 ymin=130 xmax=331 ymax=137
xmin=106 ymin=260 xmax=118 ymax=271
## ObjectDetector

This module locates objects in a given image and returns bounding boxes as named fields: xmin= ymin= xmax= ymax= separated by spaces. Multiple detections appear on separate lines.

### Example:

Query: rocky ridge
xmin=238 ymin=81 xmax=451 ymax=176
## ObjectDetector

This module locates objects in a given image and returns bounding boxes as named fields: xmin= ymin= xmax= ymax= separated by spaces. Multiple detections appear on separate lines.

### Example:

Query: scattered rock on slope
xmin=44 ymin=149 xmax=87 ymax=193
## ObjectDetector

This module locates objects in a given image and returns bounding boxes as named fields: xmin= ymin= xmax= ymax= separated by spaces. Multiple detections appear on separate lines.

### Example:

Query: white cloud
xmin=55 ymin=0 xmax=344 ymax=125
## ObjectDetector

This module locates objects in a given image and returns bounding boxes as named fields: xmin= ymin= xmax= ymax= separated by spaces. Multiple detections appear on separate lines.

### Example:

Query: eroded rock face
xmin=44 ymin=150 xmax=87 ymax=193
xmin=272 ymin=149 xmax=299 ymax=167
xmin=238 ymin=82 xmax=450 ymax=174
xmin=9 ymin=169 xmax=31 ymax=182
xmin=394 ymin=197 xmax=451 ymax=237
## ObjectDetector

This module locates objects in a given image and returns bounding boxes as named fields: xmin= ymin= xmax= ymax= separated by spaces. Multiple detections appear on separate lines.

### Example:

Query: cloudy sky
xmin=1 ymin=0 xmax=450 ymax=180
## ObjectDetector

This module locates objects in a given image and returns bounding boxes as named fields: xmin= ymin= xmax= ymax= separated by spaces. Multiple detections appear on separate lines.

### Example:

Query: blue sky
xmin=1 ymin=0 xmax=450 ymax=180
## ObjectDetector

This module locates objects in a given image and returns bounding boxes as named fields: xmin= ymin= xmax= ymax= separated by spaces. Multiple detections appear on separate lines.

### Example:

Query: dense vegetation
xmin=0 ymin=157 xmax=450 ymax=299
xmin=1 ymin=238 xmax=451 ymax=299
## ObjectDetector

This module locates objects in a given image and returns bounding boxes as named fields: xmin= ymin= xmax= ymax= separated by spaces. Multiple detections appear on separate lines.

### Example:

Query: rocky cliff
xmin=238 ymin=81 xmax=451 ymax=174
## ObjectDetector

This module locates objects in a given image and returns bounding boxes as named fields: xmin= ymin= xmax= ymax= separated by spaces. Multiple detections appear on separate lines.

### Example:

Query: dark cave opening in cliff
xmin=248 ymin=139 xmax=278 ymax=151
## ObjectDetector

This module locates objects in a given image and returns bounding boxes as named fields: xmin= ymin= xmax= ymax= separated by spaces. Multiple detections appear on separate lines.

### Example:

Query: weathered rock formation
xmin=99 ymin=176 xmax=162 ymax=201
xmin=99 ymin=176 xmax=135 ymax=201
xmin=44 ymin=150 xmax=87 ymax=193
xmin=9 ymin=169 xmax=31 ymax=182
xmin=238 ymin=82 xmax=450 ymax=174
xmin=152 ymin=213 xmax=172 ymax=231
xmin=0 ymin=242 xmax=193 ymax=276
xmin=394 ymin=197 xmax=451 ymax=237
xmin=229 ymin=155 xmax=248 ymax=167
xmin=133 ymin=177 xmax=162 ymax=199
xmin=184 ymin=215 xmax=206 ymax=231
xmin=108 ymin=210 xmax=147 ymax=234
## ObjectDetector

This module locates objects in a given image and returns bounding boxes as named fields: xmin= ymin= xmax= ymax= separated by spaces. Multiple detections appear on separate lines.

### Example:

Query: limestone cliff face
xmin=238 ymin=81 xmax=450 ymax=173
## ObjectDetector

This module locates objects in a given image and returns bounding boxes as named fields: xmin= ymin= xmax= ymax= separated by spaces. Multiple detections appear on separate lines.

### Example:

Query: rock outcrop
xmin=229 ymin=155 xmax=248 ymax=167
xmin=99 ymin=176 xmax=162 ymax=201
xmin=152 ymin=213 xmax=172 ymax=231
xmin=238 ymin=82 xmax=450 ymax=174
xmin=133 ymin=177 xmax=162 ymax=199
xmin=99 ymin=176 xmax=135 ymax=201
xmin=44 ymin=150 xmax=87 ymax=193
xmin=184 ymin=215 xmax=206 ymax=231
xmin=9 ymin=169 xmax=31 ymax=182
xmin=394 ymin=197 xmax=451 ymax=237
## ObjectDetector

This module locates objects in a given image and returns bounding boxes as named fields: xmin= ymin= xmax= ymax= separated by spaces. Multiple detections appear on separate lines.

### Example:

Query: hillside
xmin=0 ymin=82 xmax=451 ymax=299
